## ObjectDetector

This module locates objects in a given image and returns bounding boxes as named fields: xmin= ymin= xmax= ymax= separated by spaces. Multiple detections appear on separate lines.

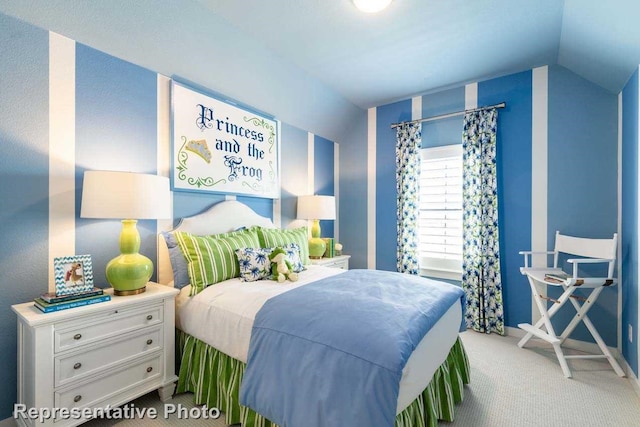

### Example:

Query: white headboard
xmin=157 ymin=200 xmax=275 ymax=286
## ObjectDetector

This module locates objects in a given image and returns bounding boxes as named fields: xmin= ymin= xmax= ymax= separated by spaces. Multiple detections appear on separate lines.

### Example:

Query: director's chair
xmin=518 ymin=231 xmax=625 ymax=378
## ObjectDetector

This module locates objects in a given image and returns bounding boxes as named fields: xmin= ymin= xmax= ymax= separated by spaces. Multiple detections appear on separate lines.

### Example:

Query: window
xmin=419 ymin=144 xmax=463 ymax=280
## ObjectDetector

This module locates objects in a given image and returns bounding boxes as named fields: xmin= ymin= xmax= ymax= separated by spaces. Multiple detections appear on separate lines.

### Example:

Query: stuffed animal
xmin=269 ymin=247 xmax=299 ymax=283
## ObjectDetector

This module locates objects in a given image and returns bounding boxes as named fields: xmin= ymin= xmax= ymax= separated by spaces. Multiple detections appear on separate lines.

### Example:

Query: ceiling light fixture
xmin=353 ymin=0 xmax=393 ymax=13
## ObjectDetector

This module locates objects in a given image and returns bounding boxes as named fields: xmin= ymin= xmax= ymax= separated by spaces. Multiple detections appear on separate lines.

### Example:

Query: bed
xmin=157 ymin=200 xmax=469 ymax=427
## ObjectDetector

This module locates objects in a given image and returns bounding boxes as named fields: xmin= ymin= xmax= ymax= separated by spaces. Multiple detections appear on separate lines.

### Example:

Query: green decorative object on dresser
xmin=297 ymin=195 xmax=336 ymax=259
xmin=308 ymin=219 xmax=326 ymax=259
xmin=105 ymin=219 xmax=154 ymax=294
xmin=81 ymin=171 xmax=171 ymax=295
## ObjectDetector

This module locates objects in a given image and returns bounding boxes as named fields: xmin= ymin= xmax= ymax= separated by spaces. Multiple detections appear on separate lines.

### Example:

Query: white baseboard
xmin=505 ymin=326 xmax=622 ymax=358
xmin=620 ymin=357 xmax=640 ymax=400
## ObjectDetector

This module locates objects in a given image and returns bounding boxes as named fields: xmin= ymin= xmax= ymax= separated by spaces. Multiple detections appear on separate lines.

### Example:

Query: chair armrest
xmin=567 ymin=258 xmax=614 ymax=279
xmin=519 ymin=251 xmax=555 ymax=268
xmin=566 ymin=258 xmax=613 ymax=264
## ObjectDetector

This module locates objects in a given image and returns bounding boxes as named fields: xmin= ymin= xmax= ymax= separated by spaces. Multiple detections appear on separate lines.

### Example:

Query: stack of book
xmin=322 ymin=237 xmax=335 ymax=258
xmin=544 ymin=271 xmax=571 ymax=284
xmin=34 ymin=287 xmax=110 ymax=313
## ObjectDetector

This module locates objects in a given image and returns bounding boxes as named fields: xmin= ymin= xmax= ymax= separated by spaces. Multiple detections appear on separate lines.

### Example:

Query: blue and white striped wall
xmin=0 ymin=13 xmax=338 ymax=419
xmin=341 ymin=65 xmax=620 ymax=352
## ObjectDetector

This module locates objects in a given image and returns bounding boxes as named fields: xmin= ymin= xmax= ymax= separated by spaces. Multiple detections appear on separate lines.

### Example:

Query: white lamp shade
xmin=81 ymin=170 xmax=171 ymax=219
xmin=353 ymin=0 xmax=393 ymax=13
xmin=297 ymin=195 xmax=336 ymax=220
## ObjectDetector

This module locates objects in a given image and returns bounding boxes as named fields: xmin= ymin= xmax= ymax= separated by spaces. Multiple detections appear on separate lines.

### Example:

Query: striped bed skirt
xmin=176 ymin=330 xmax=470 ymax=427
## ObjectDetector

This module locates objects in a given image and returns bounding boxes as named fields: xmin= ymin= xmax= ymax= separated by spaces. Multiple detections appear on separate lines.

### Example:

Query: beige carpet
xmin=82 ymin=332 xmax=640 ymax=427
xmin=450 ymin=331 xmax=640 ymax=427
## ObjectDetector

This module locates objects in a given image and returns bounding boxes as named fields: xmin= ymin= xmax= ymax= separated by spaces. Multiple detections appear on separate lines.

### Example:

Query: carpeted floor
xmin=80 ymin=331 xmax=640 ymax=427
xmin=449 ymin=331 xmax=640 ymax=426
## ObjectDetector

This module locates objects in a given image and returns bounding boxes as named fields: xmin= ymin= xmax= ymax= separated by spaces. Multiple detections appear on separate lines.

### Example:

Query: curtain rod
xmin=390 ymin=102 xmax=506 ymax=129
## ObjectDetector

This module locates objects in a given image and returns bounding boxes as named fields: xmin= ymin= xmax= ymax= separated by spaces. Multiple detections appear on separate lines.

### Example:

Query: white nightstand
xmin=310 ymin=254 xmax=351 ymax=270
xmin=12 ymin=282 xmax=179 ymax=427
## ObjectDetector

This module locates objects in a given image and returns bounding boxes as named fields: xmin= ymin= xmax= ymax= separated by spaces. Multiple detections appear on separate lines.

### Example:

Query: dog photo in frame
xmin=53 ymin=254 xmax=95 ymax=296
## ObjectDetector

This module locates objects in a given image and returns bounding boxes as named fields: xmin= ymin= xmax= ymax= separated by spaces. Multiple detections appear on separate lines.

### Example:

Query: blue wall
xmin=0 ymin=12 xmax=338 ymax=419
xmin=376 ymin=100 xmax=411 ymax=271
xmin=421 ymin=87 xmax=465 ymax=149
xmin=75 ymin=43 xmax=159 ymax=285
xmin=478 ymin=71 xmax=533 ymax=329
xmin=622 ymin=68 xmax=639 ymax=375
xmin=315 ymin=135 xmax=335 ymax=238
xmin=346 ymin=66 xmax=620 ymax=345
xmin=0 ymin=13 xmax=49 ymax=419
xmin=338 ymin=113 xmax=368 ymax=269
xmin=0 ymin=1 xmax=361 ymax=144
xmin=547 ymin=65 xmax=619 ymax=346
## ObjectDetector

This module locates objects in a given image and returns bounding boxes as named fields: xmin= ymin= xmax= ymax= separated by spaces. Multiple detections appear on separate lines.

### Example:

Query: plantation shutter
xmin=419 ymin=145 xmax=463 ymax=278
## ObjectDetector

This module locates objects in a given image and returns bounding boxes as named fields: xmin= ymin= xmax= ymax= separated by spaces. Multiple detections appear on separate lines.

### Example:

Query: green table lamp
xmin=297 ymin=195 xmax=336 ymax=259
xmin=81 ymin=171 xmax=171 ymax=295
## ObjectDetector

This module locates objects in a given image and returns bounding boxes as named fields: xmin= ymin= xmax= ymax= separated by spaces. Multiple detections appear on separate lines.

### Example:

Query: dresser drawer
xmin=55 ymin=326 xmax=163 ymax=387
xmin=55 ymin=304 xmax=163 ymax=353
xmin=13 ymin=283 xmax=180 ymax=427
xmin=54 ymin=354 xmax=162 ymax=416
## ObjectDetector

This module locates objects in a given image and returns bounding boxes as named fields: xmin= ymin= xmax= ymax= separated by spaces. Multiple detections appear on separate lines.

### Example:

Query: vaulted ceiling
xmin=200 ymin=0 xmax=640 ymax=108
xmin=1 ymin=0 xmax=638 ymax=141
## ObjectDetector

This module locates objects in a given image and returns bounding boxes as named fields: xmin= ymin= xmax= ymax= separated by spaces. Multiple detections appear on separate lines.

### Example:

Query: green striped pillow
xmin=175 ymin=228 xmax=261 ymax=296
xmin=257 ymin=226 xmax=310 ymax=265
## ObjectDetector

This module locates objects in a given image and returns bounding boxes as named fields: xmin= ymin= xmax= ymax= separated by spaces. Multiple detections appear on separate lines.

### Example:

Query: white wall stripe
xmin=307 ymin=132 xmax=315 ymax=193
xmin=465 ymin=83 xmax=478 ymax=110
xmin=225 ymin=195 xmax=237 ymax=201
xmin=156 ymin=75 xmax=172 ymax=180
xmin=48 ymin=32 xmax=76 ymax=292
xmin=306 ymin=132 xmax=315 ymax=236
xmin=532 ymin=66 xmax=549 ymax=323
xmin=367 ymin=107 xmax=377 ymax=269
xmin=272 ymin=122 xmax=282 ymax=228
xmin=412 ymin=96 xmax=422 ymax=121
xmin=156 ymin=74 xmax=173 ymax=285
xmin=273 ymin=198 xmax=282 ymax=228
xmin=334 ymin=142 xmax=340 ymax=241
xmin=617 ymin=91 xmax=623 ymax=351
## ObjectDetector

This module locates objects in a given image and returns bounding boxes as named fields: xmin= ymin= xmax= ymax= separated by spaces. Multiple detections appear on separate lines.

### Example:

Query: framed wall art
xmin=53 ymin=254 xmax=95 ymax=296
xmin=171 ymin=81 xmax=280 ymax=199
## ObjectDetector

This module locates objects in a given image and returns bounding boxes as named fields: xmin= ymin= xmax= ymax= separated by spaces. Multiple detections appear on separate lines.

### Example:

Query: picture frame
xmin=171 ymin=81 xmax=280 ymax=199
xmin=53 ymin=254 xmax=95 ymax=296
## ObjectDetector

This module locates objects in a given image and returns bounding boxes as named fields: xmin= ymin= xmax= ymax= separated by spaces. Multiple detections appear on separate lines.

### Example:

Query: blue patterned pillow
xmin=235 ymin=247 xmax=273 ymax=282
xmin=282 ymin=243 xmax=305 ymax=273
xmin=160 ymin=231 xmax=190 ymax=289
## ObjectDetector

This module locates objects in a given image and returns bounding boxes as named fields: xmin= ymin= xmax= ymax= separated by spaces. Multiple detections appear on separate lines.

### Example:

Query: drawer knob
xmin=73 ymin=362 xmax=82 ymax=370
xmin=146 ymin=366 xmax=153 ymax=373
xmin=73 ymin=333 xmax=82 ymax=340
xmin=146 ymin=315 xmax=153 ymax=320
xmin=146 ymin=339 xmax=153 ymax=345
xmin=73 ymin=395 xmax=82 ymax=403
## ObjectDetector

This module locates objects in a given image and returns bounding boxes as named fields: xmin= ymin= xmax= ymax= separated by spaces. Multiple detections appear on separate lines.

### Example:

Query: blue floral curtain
xmin=462 ymin=109 xmax=504 ymax=334
xmin=396 ymin=123 xmax=421 ymax=275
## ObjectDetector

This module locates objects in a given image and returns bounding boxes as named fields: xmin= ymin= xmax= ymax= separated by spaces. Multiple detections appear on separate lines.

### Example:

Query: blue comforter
xmin=239 ymin=269 xmax=466 ymax=427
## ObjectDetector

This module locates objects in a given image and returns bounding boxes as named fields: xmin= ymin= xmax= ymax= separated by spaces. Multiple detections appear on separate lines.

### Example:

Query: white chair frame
xmin=518 ymin=231 xmax=624 ymax=378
